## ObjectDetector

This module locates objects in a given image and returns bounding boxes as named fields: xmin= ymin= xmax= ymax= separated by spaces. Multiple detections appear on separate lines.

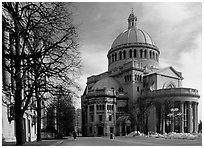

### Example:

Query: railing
xmin=86 ymin=89 xmax=128 ymax=98
xmin=109 ymin=42 xmax=159 ymax=54
xmin=141 ymin=88 xmax=200 ymax=98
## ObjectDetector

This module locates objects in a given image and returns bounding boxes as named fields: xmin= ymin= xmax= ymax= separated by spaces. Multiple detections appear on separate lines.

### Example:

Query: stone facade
xmin=2 ymin=91 xmax=38 ymax=142
xmin=81 ymin=11 xmax=200 ymax=136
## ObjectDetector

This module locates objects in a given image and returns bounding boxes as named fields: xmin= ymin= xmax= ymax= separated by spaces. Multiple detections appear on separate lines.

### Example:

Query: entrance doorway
xmin=127 ymin=126 xmax=131 ymax=134
xmin=97 ymin=126 xmax=104 ymax=136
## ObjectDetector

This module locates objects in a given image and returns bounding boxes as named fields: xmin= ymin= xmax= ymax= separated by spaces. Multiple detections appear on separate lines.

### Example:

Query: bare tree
xmin=130 ymin=98 xmax=153 ymax=134
xmin=2 ymin=2 xmax=81 ymax=145
xmin=46 ymin=85 xmax=76 ymax=138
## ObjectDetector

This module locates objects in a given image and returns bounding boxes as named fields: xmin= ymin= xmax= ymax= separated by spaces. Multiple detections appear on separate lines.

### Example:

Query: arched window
xmin=134 ymin=49 xmax=137 ymax=57
xmin=123 ymin=50 xmax=126 ymax=59
xmin=167 ymin=83 xmax=176 ymax=88
xmin=119 ymin=51 xmax=122 ymax=60
xmin=140 ymin=49 xmax=143 ymax=58
xmin=144 ymin=50 xmax=147 ymax=58
xmin=162 ymin=82 xmax=176 ymax=89
xmin=150 ymin=50 xmax=152 ymax=59
xmin=115 ymin=53 xmax=117 ymax=61
xmin=112 ymin=54 xmax=114 ymax=62
xmin=129 ymin=49 xmax=132 ymax=58
xmin=153 ymin=52 xmax=155 ymax=60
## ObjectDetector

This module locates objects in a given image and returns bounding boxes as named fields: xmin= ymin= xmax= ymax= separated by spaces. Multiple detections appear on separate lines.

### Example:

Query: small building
xmin=81 ymin=11 xmax=200 ymax=136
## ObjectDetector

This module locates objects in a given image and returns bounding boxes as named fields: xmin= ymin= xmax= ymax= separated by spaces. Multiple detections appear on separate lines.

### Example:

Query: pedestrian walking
xmin=73 ymin=131 xmax=77 ymax=140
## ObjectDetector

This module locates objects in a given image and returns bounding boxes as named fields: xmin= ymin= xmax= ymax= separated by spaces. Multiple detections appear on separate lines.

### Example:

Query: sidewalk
xmin=2 ymin=138 xmax=65 ymax=146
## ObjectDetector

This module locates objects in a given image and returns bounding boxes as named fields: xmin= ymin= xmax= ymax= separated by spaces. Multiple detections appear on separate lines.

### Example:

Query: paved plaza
xmin=57 ymin=136 xmax=202 ymax=146
xmin=2 ymin=136 xmax=202 ymax=146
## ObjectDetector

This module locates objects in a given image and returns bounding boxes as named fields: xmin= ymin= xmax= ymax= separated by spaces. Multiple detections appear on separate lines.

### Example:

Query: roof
xmin=111 ymin=28 xmax=156 ymax=49
xmin=144 ymin=66 xmax=183 ymax=79
xmin=92 ymin=77 xmax=122 ymax=90
xmin=116 ymin=116 xmax=131 ymax=124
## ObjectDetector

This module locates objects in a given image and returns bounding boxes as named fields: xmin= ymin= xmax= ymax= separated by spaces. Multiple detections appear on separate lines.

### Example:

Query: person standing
xmin=73 ymin=131 xmax=77 ymax=140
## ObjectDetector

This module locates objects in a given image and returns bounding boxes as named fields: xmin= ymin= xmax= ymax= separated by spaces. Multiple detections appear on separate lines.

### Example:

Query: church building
xmin=81 ymin=10 xmax=200 ymax=136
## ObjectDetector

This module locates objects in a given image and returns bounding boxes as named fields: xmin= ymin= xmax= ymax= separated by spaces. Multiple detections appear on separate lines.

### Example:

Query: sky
xmin=71 ymin=2 xmax=202 ymax=120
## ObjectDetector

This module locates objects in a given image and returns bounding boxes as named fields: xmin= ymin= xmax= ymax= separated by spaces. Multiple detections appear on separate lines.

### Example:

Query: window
xmin=129 ymin=49 xmax=132 ymax=58
xmin=89 ymin=105 xmax=94 ymax=112
xmin=99 ymin=115 xmax=103 ymax=121
xmin=137 ymin=87 xmax=139 ymax=92
xmin=119 ymin=51 xmax=122 ymax=60
xmin=91 ymin=115 xmax=94 ymax=122
xmin=134 ymin=49 xmax=137 ymax=57
xmin=144 ymin=50 xmax=147 ymax=58
xmin=97 ymin=104 xmax=105 ymax=111
xmin=109 ymin=115 xmax=112 ymax=121
xmin=124 ymin=75 xmax=132 ymax=82
xmin=123 ymin=50 xmax=126 ymax=59
xmin=115 ymin=53 xmax=117 ymax=61
xmin=117 ymin=106 xmax=127 ymax=112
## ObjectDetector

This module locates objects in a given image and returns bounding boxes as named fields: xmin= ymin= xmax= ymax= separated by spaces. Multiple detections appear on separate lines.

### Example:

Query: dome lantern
xmin=128 ymin=8 xmax=137 ymax=29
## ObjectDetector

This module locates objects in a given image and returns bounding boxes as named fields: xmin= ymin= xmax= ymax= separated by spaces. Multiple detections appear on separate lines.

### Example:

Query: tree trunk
xmin=15 ymin=75 xmax=24 ymax=145
xmin=35 ymin=75 xmax=41 ymax=141
xmin=15 ymin=112 xmax=24 ymax=145
xmin=37 ymin=96 xmax=41 ymax=141
xmin=14 ymin=3 xmax=25 ymax=145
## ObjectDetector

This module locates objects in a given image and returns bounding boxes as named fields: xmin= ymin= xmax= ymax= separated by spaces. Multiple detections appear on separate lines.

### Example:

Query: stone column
xmin=192 ymin=102 xmax=196 ymax=133
xmin=142 ymin=50 xmax=145 ymax=58
xmin=94 ymin=104 xmax=97 ymax=122
xmin=104 ymin=102 xmax=107 ymax=122
xmin=194 ymin=103 xmax=198 ymax=133
xmin=119 ymin=124 xmax=122 ymax=136
xmin=161 ymin=103 xmax=165 ymax=134
xmin=137 ymin=49 xmax=140 ymax=58
xmin=113 ymin=100 xmax=117 ymax=134
xmin=93 ymin=104 xmax=97 ymax=136
xmin=187 ymin=102 xmax=193 ymax=133
xmin=170 ymin=102 xmax=174 ymax=132
xmin=180 ymin=102 xmax=184 ymax=133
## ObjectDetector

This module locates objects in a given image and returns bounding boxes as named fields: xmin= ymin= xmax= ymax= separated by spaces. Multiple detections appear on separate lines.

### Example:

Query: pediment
xmin=157 ymin=66 xmax=183 ymax=79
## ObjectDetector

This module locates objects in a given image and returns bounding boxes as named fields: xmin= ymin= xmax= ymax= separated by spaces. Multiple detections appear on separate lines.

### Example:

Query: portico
xmin=142 ymin=88 xmax=199 ymax=133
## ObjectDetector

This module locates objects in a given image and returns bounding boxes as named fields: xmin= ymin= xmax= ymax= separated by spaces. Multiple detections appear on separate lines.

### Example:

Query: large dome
xmin=111 ymin=10 xmax=156 ymax=49
xmin=92 ymin=77 xmax=122 ymax=90
xmin=111 ymin=28 xmax=155 ymax=49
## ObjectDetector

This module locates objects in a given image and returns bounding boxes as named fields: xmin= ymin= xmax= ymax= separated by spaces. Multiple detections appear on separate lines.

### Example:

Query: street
xmin=57 ymin=136 xmax=202 ymax=146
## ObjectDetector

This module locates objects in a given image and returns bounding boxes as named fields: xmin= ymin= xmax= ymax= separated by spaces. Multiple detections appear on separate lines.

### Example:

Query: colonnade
xmin=108 ymin=48 xmax=159 ymax=64
xmin=155 ymin=101 xmax=199 ymax=133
